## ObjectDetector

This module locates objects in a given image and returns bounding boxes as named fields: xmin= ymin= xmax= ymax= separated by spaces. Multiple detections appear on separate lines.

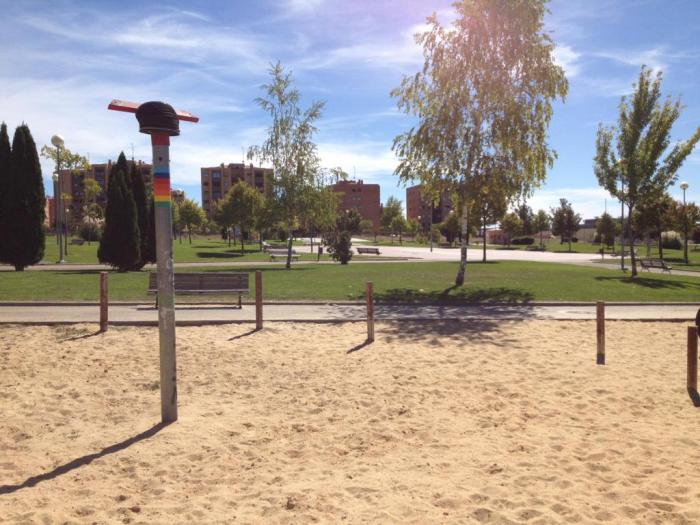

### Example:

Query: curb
xmin=0 ymin=301 xmax=698 ymax=307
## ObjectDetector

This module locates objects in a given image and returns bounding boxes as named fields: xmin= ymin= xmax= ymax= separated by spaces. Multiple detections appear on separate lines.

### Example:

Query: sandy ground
xmin=1 ymin=321 xmax=699 ymax=524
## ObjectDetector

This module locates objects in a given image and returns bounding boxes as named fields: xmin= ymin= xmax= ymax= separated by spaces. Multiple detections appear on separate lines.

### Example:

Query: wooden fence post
xmin=596 ymin=301 xmax=605 ymax=365
xmin=366 ymin=281 xmax=374 ymax=343
xmin=688 ymin=326 xmax=697 ymax=392
xmin=100 ymin=272 xmax=108 ymax=332
xmin=255 ymin=271 xmax=263 ymax=331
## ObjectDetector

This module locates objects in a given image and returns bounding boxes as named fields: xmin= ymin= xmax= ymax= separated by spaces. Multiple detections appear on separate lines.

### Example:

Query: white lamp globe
xmin=51 ymin=135 xmax=64 ymax=148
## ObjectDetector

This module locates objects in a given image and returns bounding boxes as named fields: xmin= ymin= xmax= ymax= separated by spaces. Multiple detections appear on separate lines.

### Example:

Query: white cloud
xmin=528 ymin=187 xmax=614 ymax=219
xmin=280 ymin=0 xmax=325 ymax=13
xmin=317 ymin=140 xmax=397 ymax=180
xmin=553 ymin=44 xmax=582 ymax=78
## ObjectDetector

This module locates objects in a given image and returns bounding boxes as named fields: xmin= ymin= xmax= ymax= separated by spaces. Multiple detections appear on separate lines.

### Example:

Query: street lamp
xmin=681 ymin=181 xmax=689 ymax=264
xmin=51 ymin=135 xmax=65 ymax=263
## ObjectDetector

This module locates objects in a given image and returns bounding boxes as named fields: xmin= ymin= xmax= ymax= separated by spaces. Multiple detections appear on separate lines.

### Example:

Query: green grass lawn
xmin=2 ymin=261 xmax=700 ymax=303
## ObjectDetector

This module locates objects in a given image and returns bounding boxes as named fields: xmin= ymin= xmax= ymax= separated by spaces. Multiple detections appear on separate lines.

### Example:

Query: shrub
xmin=662 ymin=237 xmax=682 ymax=250
xmin=511 ymin=237 xmax=535 ymax=245
xmin=79 ymin=222 xmax=101 ymax=242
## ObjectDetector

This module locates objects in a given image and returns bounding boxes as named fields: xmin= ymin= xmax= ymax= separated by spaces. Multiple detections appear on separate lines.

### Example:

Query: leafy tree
xmin=533 ymin=209 xmax=551 ymax=248
xmin=595 ymin=66 xmax=700 ymax=276
xmin=381 ymin=196 xmax=403 ymax=233
xmin=406 ymin=217 xmax=420 ymax=237
xmin=392 ymin=0 xmax=568 ymax=286
xmin=633 ymin=193 xmax=674 ymax=257
xmin=0 ymin=123 xmax=11 ymax=263
xmin=2 ymin=125 xmax=46 ymax=270
xmin=97 ymin=154 xmax=140 ymax=271
xmin=171 ymin=201 xmax=181 ymax=242
xmin=359 ymin=219 xmax=374 ymax=236
xmin=671 ymin=199 xmax=700 ymax=257
xmin=324 ymin=209 xmax=362 ymax=264
xmin=551 ymin=198 xmax=581 ymax=251
xmin=329 ymin=166 xmax=349 ymax=183
xmin=178 ymin=198 xmax=205 ymax=245
xmin=439 ymin=211 xmax=460 ymax=247
xmin=218 ymin=182 xmax=261 ymax=252
xmin=389 ymin=214 xmax=407 ymax=245
xmin=248 ymin=62 xmax=325 ymax=269
xmin=500 ymin=212 xmax=522 ymax=247
xmin=300 ymin=186 xmax=338 ymax=252
xmin=516 ymin=203 xmax=535 ymax=235
xmin=129 ymin=163 xmax=150 ymax=267
xmin=471 ymin=177 xmax=509 ymax=262
xmin=596 ymin=212 xmax=618 ymax=249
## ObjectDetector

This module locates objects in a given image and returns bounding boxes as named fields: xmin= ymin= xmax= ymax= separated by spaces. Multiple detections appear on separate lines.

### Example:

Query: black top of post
xmin=135 ymin=101 xmax=180 ymax=136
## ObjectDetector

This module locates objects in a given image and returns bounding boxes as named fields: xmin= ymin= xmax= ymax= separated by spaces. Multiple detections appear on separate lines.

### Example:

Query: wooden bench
xmin=357 ymin=247 xmax=381 ymax=255
xmin=70 ymin=238 xmax=85 ymax=246
xmin=148 ymin=272 xmax=249 ymax=308
xmin=639 ymin=258 xmax=672 ymax=273
xmin=268 ymin=248 xmax=300 ymax=262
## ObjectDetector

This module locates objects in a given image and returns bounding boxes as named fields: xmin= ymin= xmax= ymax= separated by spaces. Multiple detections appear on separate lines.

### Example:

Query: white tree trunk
xmin=455 ymin=204 xmax=469 ymax=286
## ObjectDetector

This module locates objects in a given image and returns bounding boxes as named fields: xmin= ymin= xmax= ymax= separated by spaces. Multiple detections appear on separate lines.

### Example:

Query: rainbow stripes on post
xmin=153 ymin=167 xmax=171 ymax=208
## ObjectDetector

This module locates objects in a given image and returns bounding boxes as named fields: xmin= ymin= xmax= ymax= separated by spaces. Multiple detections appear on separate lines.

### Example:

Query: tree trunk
xmin=628 ymin=205 xmax=637 ymax=277
xmin=310 ymin=235 xmax=314 ymax=253
xmin=658 ymin=231 xmax=664 ymax=259
xmin=14 ymin=265 xmax=24 ymax=271
xmin=285 ymin=231 xmax=293 ymax=270
xmin=241 ymin=236 xmax=245 ymax=254
xmin=188 ymin=229 xmax=192 ymax=244
xmin=455 ymin=204 xmax=469 ymax=286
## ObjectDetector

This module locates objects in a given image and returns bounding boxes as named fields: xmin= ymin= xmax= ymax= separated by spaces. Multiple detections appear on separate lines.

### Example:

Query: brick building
xmin=57 ymin=160 xmax=152 ymax=221
xmin=201 ymin=163 xmax=273 ymax=218
xmin=406 ymin=184 xmax=453 ymax=230
xmin=330 ymin=180 xmax=381 ymax=229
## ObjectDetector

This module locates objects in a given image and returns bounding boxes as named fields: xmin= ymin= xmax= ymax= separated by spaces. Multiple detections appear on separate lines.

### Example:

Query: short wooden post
xmin=366 ymin=281 xmax=374 ymax=342
xmin=99 ymin=272 xmax=108 ymax=332
xmin=688 ymin=326 xmax=697 ymax=392
xmin=596 ymin=301 xmax=605 ymax=365
xmin=255 ymin=270 xmax=263 ymax=331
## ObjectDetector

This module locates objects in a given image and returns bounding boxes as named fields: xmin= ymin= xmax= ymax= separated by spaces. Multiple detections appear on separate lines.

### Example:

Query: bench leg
xmin=238 ymin=294 xmax=242 ymax=309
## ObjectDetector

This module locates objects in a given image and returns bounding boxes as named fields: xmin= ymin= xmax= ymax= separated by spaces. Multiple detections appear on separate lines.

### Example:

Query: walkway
xmin=0 ymin=303 xmax=697 ymax=325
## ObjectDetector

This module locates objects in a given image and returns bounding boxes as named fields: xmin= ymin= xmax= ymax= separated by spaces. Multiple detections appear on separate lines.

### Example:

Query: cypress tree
xmin=0 ymin=123 xmax=11 ymax=263
xmin=130 ymin=162 xmax=149 ymax=269
xmin=142 ymin=195 xmax=157 ymax=265
xmin=4 ymin=125 xmax=45 ymax=270
xmin=97 ymin=153 xmax=140 ymax=271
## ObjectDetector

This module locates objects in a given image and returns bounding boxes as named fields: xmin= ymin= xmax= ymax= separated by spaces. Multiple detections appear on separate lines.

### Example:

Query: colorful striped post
xmin=108 ymin=99 xmax=198 ymax=424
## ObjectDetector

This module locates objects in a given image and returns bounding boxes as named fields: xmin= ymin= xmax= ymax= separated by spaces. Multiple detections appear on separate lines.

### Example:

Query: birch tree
xmin=392 ymin=0 xmax=567 ymax=285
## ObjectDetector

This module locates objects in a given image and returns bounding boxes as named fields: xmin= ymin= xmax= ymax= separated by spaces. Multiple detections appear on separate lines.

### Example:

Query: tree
xmin=300 ymin=186 xmax=338 ymax=252
xmin=219 ymin=182 xmax=261 ymax=252
xmin=672 ymin=200 xmax=700 ymax=252
xmin=389 ymin=214 xmax=407 ymax=245
xmin=595 ymin=66 xmax=700 ymax=276
xmin=470 ymin=176 xmax=509 ymax=262
xmin=381 ymin=196 xmax=403 ymax=234
xmin=439 ymin=211 xmax=461 ymax=247
xmin=500 ymin=212 xmax=522 ymax=247
xmin=2 ymin=125 xmax=46 ymax=270
xmin=97 ymin=154 xmax=140 ymax=271
xmin=596 ymin=212 xmax=618 ymax=249
xmin=40 ymin=143 xmax=89 ymax=226
xmin=248 ymin=62 xmax=325 ymax=269
xmin=533 ymin=209 xmax=551 ymax=248
xmin=359 ymin=219 xmax=374 ymax=236
xmin=633 ymin=193 xmax=674 ymax=257
xmin=392 ymin=0 xmax=568 ymax=286
xmin=0 ymin=123 xmax=11 ymax=263
xmin=142 ymin=195 xmax=157 ymax=265
xmin=551 ymin=198 xmax=581 ymax=251
xmin=516 ymin=203 xmax=535 ymax=235
xmin=178 ymin=198 xmax=205 ymax=245
xmin=82 ymin=178 xmax=104 ymax=244
xmin=324 ymin=209 xmax=361 ymax=264
xmin=329 ymin=166 xmax=349 ymax=183
xmin=130 ymin=163 xmax=150 ymax=267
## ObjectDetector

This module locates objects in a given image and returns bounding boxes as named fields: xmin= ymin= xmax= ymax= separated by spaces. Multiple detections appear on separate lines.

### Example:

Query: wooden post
xmin=366 ymin=281 xmax=374 ymax=342
xmin=688 ymin=326 xmax=697 ymax=392
xmin=99 ymin=272 xmax=108 ymax=332
xmin=596 ymin=301 xmax=605 ymax=365
xmin=255 ymin=270 xmax=263 ymax=331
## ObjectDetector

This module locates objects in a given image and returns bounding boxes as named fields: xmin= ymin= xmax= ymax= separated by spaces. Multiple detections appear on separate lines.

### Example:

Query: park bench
xmin=70 ymin=238 xmax=85 ymax=246
xmin=639 ymin=258 xmax=673 ymax=273
xmin=357 ymin=247 xmax=381 ymax=255
xmin=268 ymin=248 xmax=300 ymax=262
xmin=148 ymin=272 xmax=249 ymax=308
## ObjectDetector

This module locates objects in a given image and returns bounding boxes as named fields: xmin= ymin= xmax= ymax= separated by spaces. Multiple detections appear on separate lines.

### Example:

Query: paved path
xmin=0 ymin=303 xmax=697 ymax=325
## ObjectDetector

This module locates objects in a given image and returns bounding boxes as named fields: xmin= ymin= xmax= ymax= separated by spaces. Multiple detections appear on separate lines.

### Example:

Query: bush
xmin=79 ymin=222 xmax=102 ymax=242
xmin=511 ymin=237 xmax=535 ymax=245
xmin=662 ymin=237 xmax=682 ymax=250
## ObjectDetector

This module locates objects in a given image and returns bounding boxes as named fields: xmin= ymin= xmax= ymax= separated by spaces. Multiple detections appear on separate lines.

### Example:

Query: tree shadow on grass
xmin=0 ymin=421 xmax=170 ymax=495
xmin=375 ymin=285 xmax=533 ymax=304
xmin=195 ymin=249 xmax=263 ymax=258
xmin=594 ymin=275 xmax=700 ymax=290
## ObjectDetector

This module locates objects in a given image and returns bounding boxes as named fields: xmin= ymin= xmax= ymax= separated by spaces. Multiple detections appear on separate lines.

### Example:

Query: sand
xmin=1 ymin=320 xmax=699 ymax=524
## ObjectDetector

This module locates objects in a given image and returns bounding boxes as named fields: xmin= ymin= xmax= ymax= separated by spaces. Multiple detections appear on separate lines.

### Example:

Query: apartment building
xmin=201 ymin=163 xmax=273 ymax=218
xmin=406 ymin=184 xmax=453 ymax=230
xmin=331 ymin=179 xmax=381 ymax=229
xmin=58 ymin=160 xmax=152 ymax=221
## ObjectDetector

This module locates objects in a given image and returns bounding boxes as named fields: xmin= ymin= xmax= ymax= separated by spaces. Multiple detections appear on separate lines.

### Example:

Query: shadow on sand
xmin=0 ymin=422 xmax=170 ymax=495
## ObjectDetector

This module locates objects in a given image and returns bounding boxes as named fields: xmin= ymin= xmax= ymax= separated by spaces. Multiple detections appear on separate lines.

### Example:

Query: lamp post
xmin=51 ymin=135 xmax=65 ymax=263
xmin=681 ymin=181 xmax=689 ymax=264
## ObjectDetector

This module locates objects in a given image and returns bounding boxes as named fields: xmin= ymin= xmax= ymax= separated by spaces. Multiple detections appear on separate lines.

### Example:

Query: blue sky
xmin=1 ymin=0 xmax=699 ymax=219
